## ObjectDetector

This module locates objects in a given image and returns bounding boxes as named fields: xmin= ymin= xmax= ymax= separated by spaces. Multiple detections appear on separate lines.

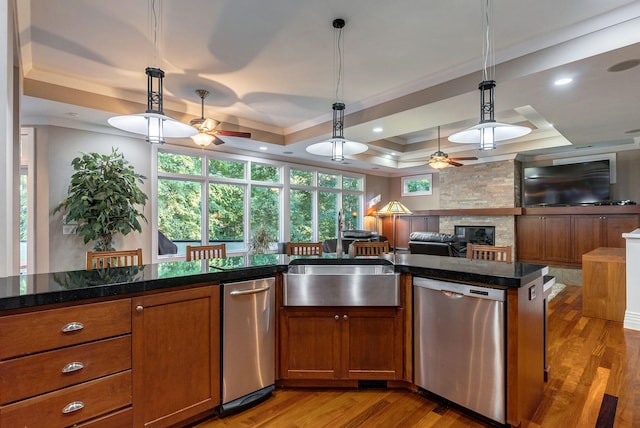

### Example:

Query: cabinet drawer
xmin=0 ymin=370 xmax=131 ymax=428
xmin=76 ymin=407 xmax=132 ymax=428
xmin=0 ymin=299 xmax=131 ymax=359
xmin=0 ymin=335 xmax=131 ymax=404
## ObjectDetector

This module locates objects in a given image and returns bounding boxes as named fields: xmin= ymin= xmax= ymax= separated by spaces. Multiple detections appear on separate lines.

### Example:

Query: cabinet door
xmin=344 ymin=308 xmax=403 ymax=380
xmin=516 ymin=216 xmax=543 ymax=262
xmin=395 ymin=217 xmax=411 ymax=249
xmin=571 ymin=216 xmax=603 ymax=263
xmin=542 ymin=216 xmax=571 ymax=263
xmin=279 ymin=308 xmax=341 ymax=379
xmin=603 ymin=215 xmax=639 ymax=248
xmin=132 ymin=286 xmax=220 ymax=428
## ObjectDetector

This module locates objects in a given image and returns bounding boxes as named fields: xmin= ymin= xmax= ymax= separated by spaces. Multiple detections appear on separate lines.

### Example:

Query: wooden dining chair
xmin=86 ymin=248 xmax=143 ymax=270
xmin=352 ymin=241 xmax=390 ymax=256
xmin=286 ymin=242 xmax=323 ymax=256
xmin=466 ymin=244 xmax=512 ymax=263
xmin=185 ymin=243 xmax=227 ymax=261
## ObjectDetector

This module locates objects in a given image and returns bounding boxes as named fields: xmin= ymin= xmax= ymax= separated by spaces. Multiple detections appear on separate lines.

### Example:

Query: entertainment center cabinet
xmin=378 ymin=205 xmax=639 ymax=266
xmin=517 ymin=206 xmax=640 ymax=267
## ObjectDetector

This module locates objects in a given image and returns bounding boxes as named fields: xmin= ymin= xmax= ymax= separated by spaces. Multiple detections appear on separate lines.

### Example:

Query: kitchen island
xmin=0 ymin=254 xmax=547 ymax=427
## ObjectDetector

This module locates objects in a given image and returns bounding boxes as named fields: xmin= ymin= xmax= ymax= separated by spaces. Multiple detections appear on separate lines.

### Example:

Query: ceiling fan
xmin=189 ymin=89 xmax=251 ymax=147
xmin=428 ymin=126 xmax=477 ymax=169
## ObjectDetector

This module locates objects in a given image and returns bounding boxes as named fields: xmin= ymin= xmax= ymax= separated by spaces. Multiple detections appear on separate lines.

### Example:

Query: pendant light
xmin=448 ymin=0 xmax=530 ymax=150
xmin=108 ymin=0 xmax=196 ymax=144
xmin=306 ymin=19 xmax=367 ymax=162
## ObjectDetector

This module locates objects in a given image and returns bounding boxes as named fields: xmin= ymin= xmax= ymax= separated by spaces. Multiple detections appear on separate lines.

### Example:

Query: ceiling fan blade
xmin=214 ymin=130 xmax=252 ymax=138
xmin=449 ymin=157 xmax=478 ymax=161
xmin=213 ymin=137 xmax=225 ymax=145
xmin=449 ymin=160 xmax=465 ymax=167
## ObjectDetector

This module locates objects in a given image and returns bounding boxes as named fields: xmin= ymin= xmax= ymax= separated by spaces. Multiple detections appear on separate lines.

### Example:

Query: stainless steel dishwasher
xmin=414 ymin=277 xmax=506 ymax=424
xmin=220 ymin=277 xmax=275 ymax=416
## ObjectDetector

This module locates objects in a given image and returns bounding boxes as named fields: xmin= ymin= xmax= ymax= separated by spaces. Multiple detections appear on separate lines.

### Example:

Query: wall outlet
xmin=529 ymin=285 xmax=536 ymax=301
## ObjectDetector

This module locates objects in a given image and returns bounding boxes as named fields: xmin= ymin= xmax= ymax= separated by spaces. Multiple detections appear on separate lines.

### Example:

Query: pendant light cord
xmin=150 ymin=0 xmax=160 ymax=68
xmin=482 ymin=0 xmax=494 ymax=82
xmin=334 ymin=21 xmax=344 ymax=103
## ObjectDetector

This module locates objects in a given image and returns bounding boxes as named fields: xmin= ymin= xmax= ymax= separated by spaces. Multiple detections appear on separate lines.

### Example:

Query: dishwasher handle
xmin=441 ymin=290 xmax=465 ymax=299
xmin=229 ymin=285 xmax=271 ymax=296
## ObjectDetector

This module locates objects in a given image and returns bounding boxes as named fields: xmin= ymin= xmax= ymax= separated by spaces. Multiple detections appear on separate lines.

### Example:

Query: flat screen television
xmin=523 ymin=160 xmax=611 ymax=207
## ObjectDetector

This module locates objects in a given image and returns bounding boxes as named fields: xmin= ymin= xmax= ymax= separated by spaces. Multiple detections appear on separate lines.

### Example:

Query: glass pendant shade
xmin=191 ymin=131 xmax=215 ymax=147
xmin=428 ymin=154 xmax=450 ymax=170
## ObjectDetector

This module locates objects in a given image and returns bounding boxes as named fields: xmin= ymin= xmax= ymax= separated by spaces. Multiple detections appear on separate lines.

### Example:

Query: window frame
xmin=152 ymin=146 xmax=365 ymax=262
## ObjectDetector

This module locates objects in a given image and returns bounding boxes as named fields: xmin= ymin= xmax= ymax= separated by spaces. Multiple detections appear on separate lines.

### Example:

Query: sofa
xmin=408 ymin=231 xmax=460 ymax=257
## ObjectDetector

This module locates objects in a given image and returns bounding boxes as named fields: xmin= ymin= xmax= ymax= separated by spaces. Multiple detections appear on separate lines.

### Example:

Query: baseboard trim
xmin=623 ymin=310 xmax=640 ymax=331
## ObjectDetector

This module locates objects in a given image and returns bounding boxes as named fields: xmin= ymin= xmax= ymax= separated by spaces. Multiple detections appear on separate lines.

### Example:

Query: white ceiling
xmin=16 ymin=0 xmax=640 ymax=176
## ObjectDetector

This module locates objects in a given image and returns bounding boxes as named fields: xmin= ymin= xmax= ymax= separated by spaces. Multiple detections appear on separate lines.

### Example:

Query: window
xmin=401 ymin=174 xmax=433 ymax=196
xmin=155 ymin=149 xmax=364 ymax=259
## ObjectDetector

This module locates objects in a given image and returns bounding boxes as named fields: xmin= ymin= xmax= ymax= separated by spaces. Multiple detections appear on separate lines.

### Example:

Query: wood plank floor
xmin=194 ymin=285 xmax=640 ymax=427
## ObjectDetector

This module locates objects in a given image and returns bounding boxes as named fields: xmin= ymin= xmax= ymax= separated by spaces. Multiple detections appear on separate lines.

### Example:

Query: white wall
xmin=39 ymin=125 xmax=152 ymax=272
xmin=0 ymin=0 xmax=20 ymax=278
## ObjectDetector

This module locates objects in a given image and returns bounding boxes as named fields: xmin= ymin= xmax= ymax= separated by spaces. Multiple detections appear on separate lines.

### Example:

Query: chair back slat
xmin=466 ymin=244 xmax=512 ymax=263
xmin=352 ymin=241 xmax=390 ymax=256
xmin=186 ymin=244 xmax=227 ymax=261
xmin=86 ymin=248 xmax=143 ymax=270
xmin=287 ymin=242 xmax=323 ymax=256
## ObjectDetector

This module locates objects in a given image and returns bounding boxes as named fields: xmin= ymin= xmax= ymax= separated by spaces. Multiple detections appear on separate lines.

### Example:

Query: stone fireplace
xmin=436 ymin=159 xmax=521 ymax=257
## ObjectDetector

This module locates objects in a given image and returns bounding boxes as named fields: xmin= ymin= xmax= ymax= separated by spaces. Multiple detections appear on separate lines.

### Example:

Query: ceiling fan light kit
xmin=188 ymin=88 xmax=251 ymax=147
xmin=427 ymin=126 xmax=477 ymax=169
xmin=448 ymin=0 xmax=530 ymax=150
xmin=306 ymin=18 xmax=367 ymax=162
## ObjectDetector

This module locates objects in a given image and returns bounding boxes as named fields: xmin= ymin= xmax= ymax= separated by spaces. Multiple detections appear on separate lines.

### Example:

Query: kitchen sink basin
xmin=283 ymin=263 xmax=400 ymax=306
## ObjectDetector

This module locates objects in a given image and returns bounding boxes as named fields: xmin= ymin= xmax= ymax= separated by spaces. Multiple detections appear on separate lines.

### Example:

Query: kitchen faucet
xmin=336 ymin=208 xmax=345 ymax=258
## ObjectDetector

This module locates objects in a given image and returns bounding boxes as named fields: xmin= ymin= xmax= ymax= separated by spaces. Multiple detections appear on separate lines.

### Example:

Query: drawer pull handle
xmin=61 ymin=322 xmax=84 ymax=333
xmin=62 ymin=362 xmax=84 ymax=373
xmin=62 ymin=401 xmax=84 ymax=414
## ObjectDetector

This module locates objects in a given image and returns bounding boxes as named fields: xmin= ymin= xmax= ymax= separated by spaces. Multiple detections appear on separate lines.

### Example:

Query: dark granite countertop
xmin=0 ymin=253 xmax=547 ymax=312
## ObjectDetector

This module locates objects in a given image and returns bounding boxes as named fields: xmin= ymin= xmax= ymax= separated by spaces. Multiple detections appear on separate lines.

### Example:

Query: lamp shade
xmin=377 ymin=200 xmax=412 ymax=215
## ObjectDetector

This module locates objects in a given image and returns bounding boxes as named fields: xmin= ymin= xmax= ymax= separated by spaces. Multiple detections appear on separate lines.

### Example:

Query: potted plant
xmin=54 ymin=148 xmax=148 ymax=251
xmin=248 ymin=225 xmax=273 ymax=254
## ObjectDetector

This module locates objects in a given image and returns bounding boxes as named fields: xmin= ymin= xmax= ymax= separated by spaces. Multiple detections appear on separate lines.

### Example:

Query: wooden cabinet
xmin=571 ymin=215 xmax=638 ymax=263
xmin=279 ymin=307 xmax=403 ymax=380
xmin=517 ymin=215 xmax=571 ymax=264
xmin=0 ymin=300 xmax=132 ymax=427
xmin=132 ymin=285 xmax=220 ymax=428
xmin=518 ymin=212 xmax=639 ymax=266
xmin=382 ymin=215 xmax=439 ymax=249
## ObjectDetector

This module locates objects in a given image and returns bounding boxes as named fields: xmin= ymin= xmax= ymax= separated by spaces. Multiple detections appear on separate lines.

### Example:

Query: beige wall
xmin=40 ymin=125 xmax=152 ymax=272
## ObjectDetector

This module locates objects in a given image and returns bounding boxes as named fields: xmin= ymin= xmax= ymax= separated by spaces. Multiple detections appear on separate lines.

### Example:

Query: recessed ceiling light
xmin=373 ymin=127 xmax=383 ymax=133
xmin=259 ymin=146 xmax=267 ymax=151
xmin=554 ymin=77 xmax=573 ymax=86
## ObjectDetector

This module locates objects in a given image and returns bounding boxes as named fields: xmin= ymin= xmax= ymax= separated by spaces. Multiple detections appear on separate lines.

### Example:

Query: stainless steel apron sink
xmin=283 ymin=263 xmax=400 ymax=306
